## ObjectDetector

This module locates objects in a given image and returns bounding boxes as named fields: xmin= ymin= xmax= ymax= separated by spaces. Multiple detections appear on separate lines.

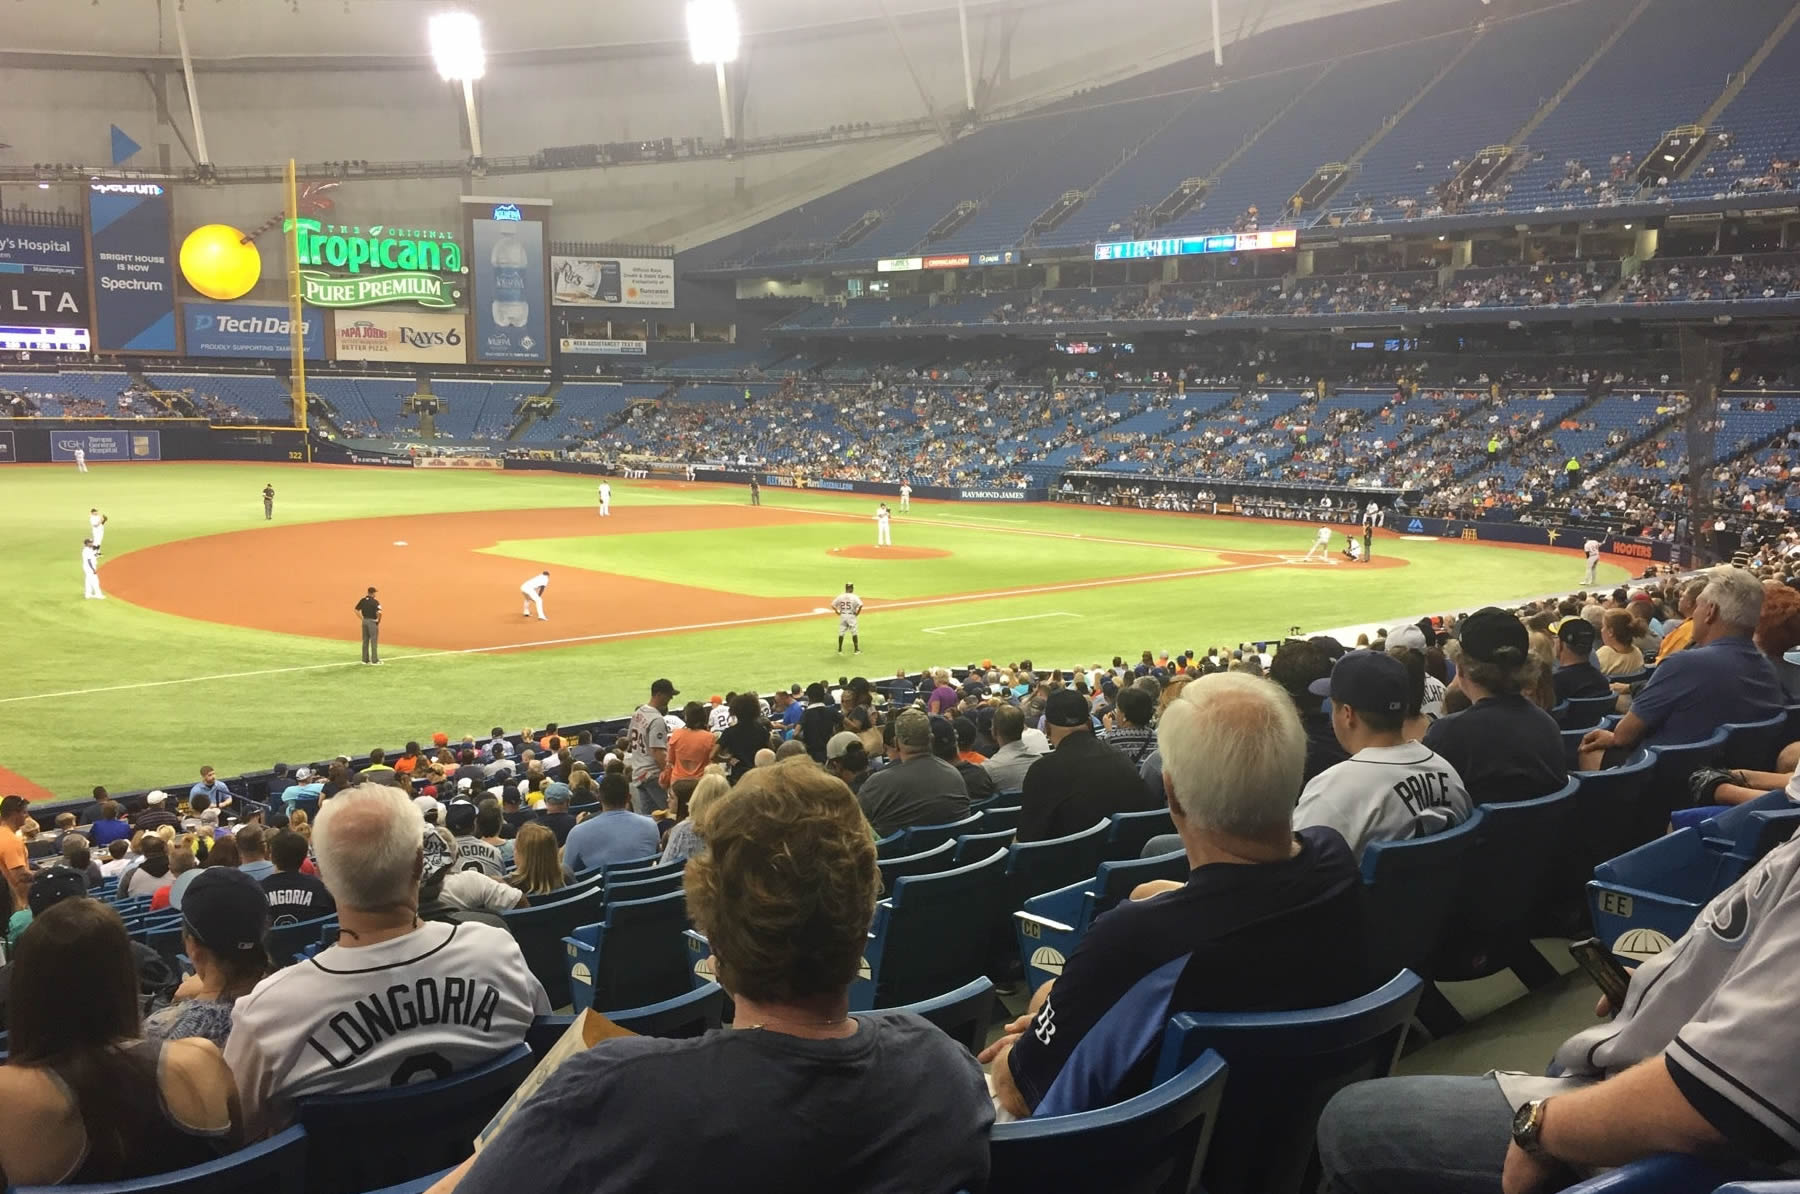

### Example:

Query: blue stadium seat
xmin=7 ymin=1125 xmax=309 ymax=1194
xmin=295 ymin=1045 xmax=535 ymax=1194
xmin=601 ymin=870 xmax=685 ymax=904
xmin=503 ymin=886 xmax=605 ymax=1009
xmin=1015 ymin=850 xmax=1189 ymax=988
xmin=266 ymin=914 xmax=338 ymax=967
xmin=1559 ymin=694 xmax=1620 ymax=731
xmin=1721 ymin=714 xmax=1790 ymax=773
xmin=1718 ymin=1182 xmax=1800 ymax=1193
xmin=1588 ymin=826 xmax=1755 ymax=957
xmin=600 ymin=855 xmax=660 ymax=881
xmin=1151 ymin=970 xmax=1423 ymax=1194
xmin=523 ymin=983 xmax=728 ymax=1059
xmin=561 ymin=889 xmax=691 ymax=1013
xmin=853 ymin=848 xmax=1009 ymax=1010
xmin=987 ymin=1048 xmax=1228 ymax=1194
xmin=861 ymin=976 xmax=997 ymax=1055
xmin=1360 ymin=807 xmax=1486 ymax=983
xmin=1644 ymin=729 xmax=1731 ymax=822
xmin=951 ymin=828 xmax=1017 ymax=864
xmin=896 ymin=813 xmax=983 ymax=855
xmin=877 ymin=839 xmax=959 ymax=891
xmin=1005 ymin=820 xmax=1111 ymax=911
xmin=977 ymin=805 xmax=1023 ymax=834
xmin=1559 ymin=1152 xmax=1745 ymax=1193
xmin=1563 ymin=728 xmax=1595 ymax=769
xmin=1561 ymin=753 xmax=1660 ymax=897
xmin=1105 ymin=808 xmax=1176 ymax=861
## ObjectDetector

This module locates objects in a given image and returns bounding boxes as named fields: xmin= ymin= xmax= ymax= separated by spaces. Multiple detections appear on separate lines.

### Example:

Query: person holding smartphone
xmin=1318 ymin=832 xmax=1800 ymax=1193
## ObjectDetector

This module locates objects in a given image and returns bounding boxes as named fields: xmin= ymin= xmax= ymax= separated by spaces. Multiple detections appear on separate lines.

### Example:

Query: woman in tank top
xmin=0 ymin=898 xmax=241 ymax=1185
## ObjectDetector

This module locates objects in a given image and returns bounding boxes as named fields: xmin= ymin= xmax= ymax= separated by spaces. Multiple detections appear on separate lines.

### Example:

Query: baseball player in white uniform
xmin=1584 ymin=537 xmax=1602 ymax=584
xmin=519 ymin=570 xmax=550 ymax=620
xmin=899 ymin=483 xmax=912 ymax=512
xmin=82 ymin=538 xmax=103 ymax=599
xmin=1293 ymin=651 xmax=1469 ymax=859
xmin=88 ymin=508 xmax=107 ymax=547
xmin=73 ymin=445 xmax=86 ymax=472
xmin=598 ymin=481 xmax=611 ymax=517
xmin=1303 ymin=524 xmax=1333 ymax=561
xmin=833 ymin=583 xmax=864 ymax=654
xmin=875 ymin=502 xmax=892 ymax=547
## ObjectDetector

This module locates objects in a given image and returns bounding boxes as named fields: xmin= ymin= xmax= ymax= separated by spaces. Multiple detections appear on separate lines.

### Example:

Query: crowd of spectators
xmin=1619 ymin=254 xmax=1800 ymax=303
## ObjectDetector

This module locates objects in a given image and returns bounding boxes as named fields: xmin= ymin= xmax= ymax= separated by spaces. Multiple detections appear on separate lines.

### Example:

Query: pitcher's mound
xmin=829 ymin=545 xmax=951 ymax=560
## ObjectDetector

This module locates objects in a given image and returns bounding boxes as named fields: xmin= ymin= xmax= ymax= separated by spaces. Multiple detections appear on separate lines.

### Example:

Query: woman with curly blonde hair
xmin=432 ymin=759 xmax=992 ymax=1194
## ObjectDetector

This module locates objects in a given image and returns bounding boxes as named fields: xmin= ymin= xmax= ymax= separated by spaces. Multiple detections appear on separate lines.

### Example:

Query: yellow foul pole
xmin=285 ymin=159 xmax=310 ymax=460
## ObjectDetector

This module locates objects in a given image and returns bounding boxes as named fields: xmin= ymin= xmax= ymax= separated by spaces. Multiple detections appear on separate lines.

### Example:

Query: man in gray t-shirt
xmin=1318 ymin=833 xmax=1800 ymax=1191
xmin=857 ymin=709 xmax=969 ymax=838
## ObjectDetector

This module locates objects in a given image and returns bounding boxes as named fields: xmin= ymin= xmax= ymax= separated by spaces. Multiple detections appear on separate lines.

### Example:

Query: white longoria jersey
xmin=223 ymin=920 xmax=549 ymax=1136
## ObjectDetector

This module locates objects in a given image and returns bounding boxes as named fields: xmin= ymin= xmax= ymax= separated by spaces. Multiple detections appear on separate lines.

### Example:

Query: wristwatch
xmin=1511 ymin=1098 xmax=1554 ymax=1159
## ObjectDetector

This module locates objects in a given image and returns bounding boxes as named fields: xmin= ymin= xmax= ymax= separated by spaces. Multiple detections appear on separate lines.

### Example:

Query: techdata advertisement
xmin=87 ymin=183 xmax=178 ymax=352
xmin=464 ymin=197 xmax=549 ymax=365
xmin=183 ymin=301 xmax=325 ymax=359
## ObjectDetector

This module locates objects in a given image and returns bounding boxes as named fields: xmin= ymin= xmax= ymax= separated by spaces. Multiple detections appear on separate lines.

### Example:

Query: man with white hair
xmin=979 ymin=673 xmax=1370 ymax=1118
xmin=1579 ymin=566 xmax=1785 ymax=770
xmin=223 ymin=783 xmax=549 ymax=1138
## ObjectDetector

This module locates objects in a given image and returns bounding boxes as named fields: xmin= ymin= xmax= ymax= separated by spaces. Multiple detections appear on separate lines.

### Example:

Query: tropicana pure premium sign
xmin=284 ymin=217 xmax=465 ymax=309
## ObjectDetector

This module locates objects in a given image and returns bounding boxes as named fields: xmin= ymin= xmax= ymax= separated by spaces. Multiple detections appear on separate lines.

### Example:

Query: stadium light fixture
xmin=428 ymin=12 xmax=487 ymax=161
xmin=686 ymin=0 xmax=741 ymax=144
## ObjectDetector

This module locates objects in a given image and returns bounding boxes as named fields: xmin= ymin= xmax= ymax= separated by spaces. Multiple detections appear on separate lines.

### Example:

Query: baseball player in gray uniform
xmin=1293 ymin=651 xmax=1469 ymax=859
xmin=1319 ymin=830 xmax=1800 ymax=1189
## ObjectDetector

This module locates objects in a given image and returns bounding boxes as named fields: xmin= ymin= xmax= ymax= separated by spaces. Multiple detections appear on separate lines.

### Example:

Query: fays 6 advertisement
xmin=464 ymin=197 xmax=549 ymax=365
xmin=87 ymin=182 xmax=178 ymax=352
xmin=184 ymin=301 xmax=325 ymax=359
xmin=332 ymin=309 xmax=467 ymax=364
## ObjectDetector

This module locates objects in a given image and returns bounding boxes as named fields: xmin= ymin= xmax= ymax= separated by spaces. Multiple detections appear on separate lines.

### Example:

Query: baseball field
xmin=0 ymin=461 xmax=1632 ymax=799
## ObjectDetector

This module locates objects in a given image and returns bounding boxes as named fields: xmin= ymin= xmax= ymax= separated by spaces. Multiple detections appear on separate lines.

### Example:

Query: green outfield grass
xmin=0 ymin=462 xmax=1632 ymax=799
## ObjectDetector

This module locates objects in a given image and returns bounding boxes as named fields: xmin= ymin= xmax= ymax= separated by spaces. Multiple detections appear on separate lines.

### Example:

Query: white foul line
xmin=922 ymin=612 xmax=1082 ymax=635
xmin=0 ymin=561 xmax=1286 ymax=705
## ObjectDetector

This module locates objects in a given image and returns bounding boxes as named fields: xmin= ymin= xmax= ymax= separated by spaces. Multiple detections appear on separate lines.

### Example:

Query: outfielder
xmin=598 ymin=481 xmax=612 ymax=517
xmin=1303 ymin=524 xmax=1333 ymax=562
xmin=262 ymin=484 xmax=275 ymax=521
xmin=520 ymin=570 xmax=550 ymax=621
xmin=899 ymin=482 xmax=912 ymax=512
xmin=833 ymin=583 xmax=863 ymax=654
xmin=875 ymin=502 xmax=892 ymax=547
xmin=1583 ymin=537 xmax=1602 ymax=585
xmin=82 ymin=538 xmax=103 ymax=599
xmin=73 ymin=445 xmax=86 ymax=473
xmin=88 ymin=508 xmax=107 ymax=547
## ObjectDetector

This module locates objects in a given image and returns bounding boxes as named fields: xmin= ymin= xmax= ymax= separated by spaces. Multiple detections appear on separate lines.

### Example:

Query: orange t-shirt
xmin=0 ymin=826 xmax=28 ymax=903
xmin=664 ymin=727 xmax=717 ymax=784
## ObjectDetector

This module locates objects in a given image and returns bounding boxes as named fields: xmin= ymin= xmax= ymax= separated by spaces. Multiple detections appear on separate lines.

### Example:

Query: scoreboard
xmin=1094 ymin=228 xmax=1297 ymax=261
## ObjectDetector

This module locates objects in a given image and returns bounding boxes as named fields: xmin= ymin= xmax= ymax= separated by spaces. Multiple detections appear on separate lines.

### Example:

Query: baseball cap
xmin=928 ymin=716 xmax=957 ymax=756
xmin=1309 ymin=651 xmax=1408 ymax=716
xmin=1554 ymin=616 xmax=1598 ymax=654
xmin=294 ymin=766 xmax=313 ymax=782
xmin=444 ymin=800 xmax=478 ymax=834
xmin=413 ymin=794 xmax=443 ymax=819
xmin=544 ymin=781 xmax=572 ymax=805
xmin=455 ymin=776 xmax=474 ymax=794
xmin=146 ymin=791 xmax=169 ymax=806
xmin=1387 ymin=624 xmax=1427 ymax=651
xmin=1044 ymin=689 xmax=1091 ymax=728
xmin=652 ymin=678 xmax=680 ymax=697
xmin=180 ymin=868 xmax=269 ymax=955
xmin=432 ymin=732 xmax=449 ymax=747
xmin=1459 ymin=606 xmax=1530 ymax=665
xmin=29 ymin=866 xmax=88 ymax=914
xmin=893 ymin=709 xmax=932 ymax=750
xmin=826 ymin=731 xmax=861 ymax=761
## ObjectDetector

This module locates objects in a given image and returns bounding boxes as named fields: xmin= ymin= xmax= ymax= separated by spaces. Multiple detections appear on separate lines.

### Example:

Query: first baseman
xmin=833 ymin=582 xmax=863 ymax=654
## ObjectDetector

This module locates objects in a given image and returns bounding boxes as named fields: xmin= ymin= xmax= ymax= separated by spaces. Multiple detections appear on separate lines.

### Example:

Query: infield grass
xmin=0 ymin=462 xmax=1631 ymax=798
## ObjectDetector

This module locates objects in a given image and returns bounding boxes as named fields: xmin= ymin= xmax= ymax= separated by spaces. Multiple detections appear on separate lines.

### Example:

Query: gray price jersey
xmin=1292 ymin=743 xmax=1471 ymax=860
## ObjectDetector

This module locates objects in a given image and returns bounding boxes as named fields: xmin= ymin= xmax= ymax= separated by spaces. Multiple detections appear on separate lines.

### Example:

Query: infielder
xmin=833 ymin=583 xmax=863 ymax=654
xmin=262 ymin=484 xmax=275 ymax=521
xmin=749 ymin=478 xmax=761 ymax=506
xmin=875 ymin=502 xmax=892 ymax=547
xmin=899 ymin=483 xmax=912 ymax=512
xmin=520 ymin=570 xmax=550 ymax=620
xmin=82 ymin=538 xmax=103 ymax=599
xmin=598 ymin=481 xmax=612 ymax=517
xmin=1583 ymin=537 xmax=1602 ymax=585
xmin=73 ymin=445 xmax=86 ymax=473
xmin=1303 ymin=524 xmax=1333 ymax=561
xmin=88 ymin=508 xmax=107 ymax=547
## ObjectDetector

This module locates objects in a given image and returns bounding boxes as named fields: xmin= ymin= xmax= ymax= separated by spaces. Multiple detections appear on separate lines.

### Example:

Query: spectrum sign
xmin=1093 ymin=228 xmax=1297 ymax=261
xmin=284 ymin=218 xmax=465 ymax=309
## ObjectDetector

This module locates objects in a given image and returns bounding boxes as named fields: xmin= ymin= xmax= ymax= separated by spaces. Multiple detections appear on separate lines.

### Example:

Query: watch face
xmin=1512 ymin=1101 xmax=1535 ymax=1137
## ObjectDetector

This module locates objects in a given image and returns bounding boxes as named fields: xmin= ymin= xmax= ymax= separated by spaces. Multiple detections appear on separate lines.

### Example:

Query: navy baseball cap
xmin=29 ymin=866 xmax=88 ymax=915
xmin=180 ymin=867 xmax=269 ymax=955
xmin=1044 ymin=689 xmax=1091 ymax=728
xmin=1309 ymin=650 xmax=1408 ymax=716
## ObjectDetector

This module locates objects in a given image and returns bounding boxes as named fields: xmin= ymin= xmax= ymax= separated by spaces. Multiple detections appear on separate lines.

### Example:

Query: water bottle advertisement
xmin=464 ymin=197 xmax=550 ymax=364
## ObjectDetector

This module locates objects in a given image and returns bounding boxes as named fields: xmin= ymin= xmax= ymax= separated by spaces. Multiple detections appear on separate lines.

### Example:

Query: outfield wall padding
xmin=0 ymin=419 xmax=311 ymax=463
